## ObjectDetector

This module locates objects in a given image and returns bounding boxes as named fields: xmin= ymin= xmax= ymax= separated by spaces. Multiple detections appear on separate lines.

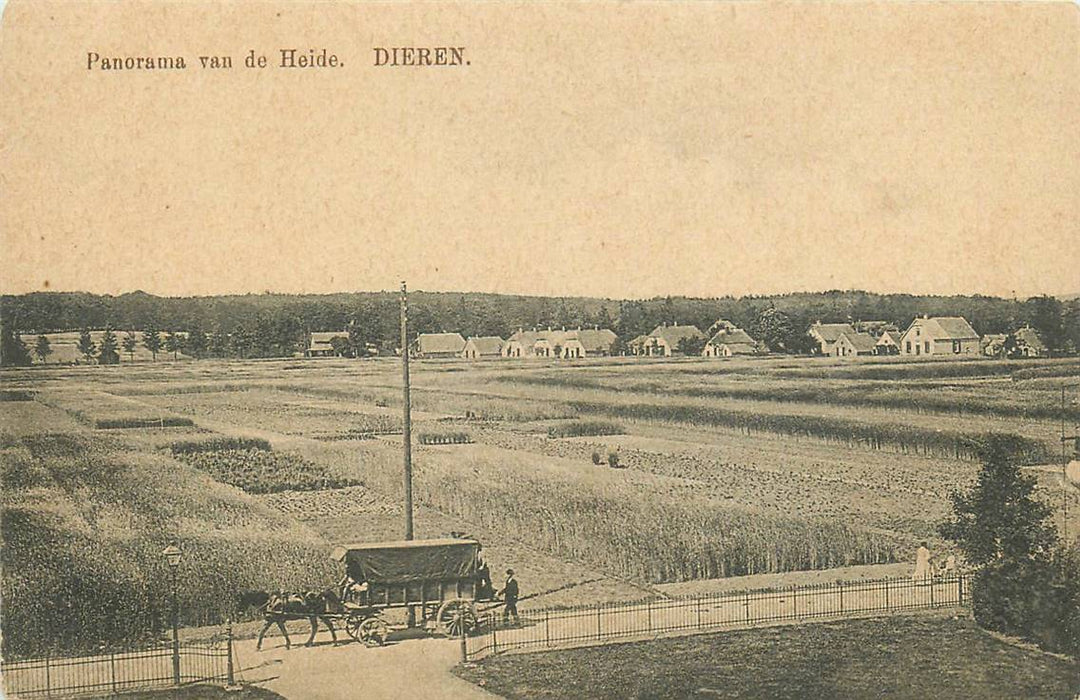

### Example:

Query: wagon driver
xmin=498 ymin=569 xmax=520 ymax=624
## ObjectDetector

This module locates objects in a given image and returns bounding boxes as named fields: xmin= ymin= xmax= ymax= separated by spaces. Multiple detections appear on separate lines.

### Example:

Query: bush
xmin=95 ymin=417 xmax=195 ymax=429
xmin=547 ymin=420 xmax=626 ymax=439
xmin=175 ymin=448 xmax=362 ymax=493
xmin=0 ymin=389 xmax=34 ymax=402
xmin=591 ymin=451 xmax=603 ymax=465
xmin=608 ymin=451 xmax=623 ymax=469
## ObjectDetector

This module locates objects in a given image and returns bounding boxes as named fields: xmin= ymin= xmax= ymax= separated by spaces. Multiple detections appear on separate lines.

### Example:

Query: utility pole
xmin=401 ymin=281 xmax=416 ymax=629
xmin=401 ymin=281 xmax=414 ymax=541
xmin=1063 ymin=386 xmax=1069 ymax=543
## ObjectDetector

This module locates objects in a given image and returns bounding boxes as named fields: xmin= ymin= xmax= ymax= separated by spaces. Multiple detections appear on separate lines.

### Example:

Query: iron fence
xmin=466 ymin=574 xmax=969 ymax=660
xmin=2 ymin=631 xmax=234 ymax=698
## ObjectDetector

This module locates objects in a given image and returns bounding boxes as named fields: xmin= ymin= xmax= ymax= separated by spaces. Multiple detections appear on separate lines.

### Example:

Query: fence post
xmin=744 ymin=592 xmax=750 ymax=624
xmin=696 ymin=597 xmax=702 ymax=629
xmin=838 ymin=581 xmax=844 ymax=614
xmin=45 ymin=650 xmax=51 ymax=697
xmin=646 ymin=598 xmax=652 ymax=632
xmin=958 ymin=575 xmax=964 ymax=604
xmin=930 ymin=577 xmax=935 ymax=607
xmin=885 ymin=578 xmax=890 ymax=609
xmin=544 ymin=609 xmax=550 ymax=647
xmin=110 ymin=650 xmax=117 ymax=695
xmin=595 ymin=604 xmax=602 ymax=640
xmin=491 ymin=616 xmax=498 ymax=655
xmin=226 ymin=621 xmax=235 ymax=686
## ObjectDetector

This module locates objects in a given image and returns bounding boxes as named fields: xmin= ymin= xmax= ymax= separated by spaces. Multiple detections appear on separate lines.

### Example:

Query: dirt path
xmin=233 ymin=634 xmax=499 ymax=700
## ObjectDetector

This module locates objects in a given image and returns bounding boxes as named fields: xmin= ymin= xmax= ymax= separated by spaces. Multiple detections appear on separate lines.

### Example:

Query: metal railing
xmin=2 ymin=629 xmax=234 ymax=698
xmin=466 ymin=574 xmax=968 ymax=660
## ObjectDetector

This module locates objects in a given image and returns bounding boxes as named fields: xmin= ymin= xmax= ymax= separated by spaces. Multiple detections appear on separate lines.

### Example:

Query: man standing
xmin=499 ymin=569 xmax=520 ymax=625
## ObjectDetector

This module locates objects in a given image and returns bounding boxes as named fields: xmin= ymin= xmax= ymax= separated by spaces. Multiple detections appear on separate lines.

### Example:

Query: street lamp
xmin=162 ymin=545 xmax=182 ymax=686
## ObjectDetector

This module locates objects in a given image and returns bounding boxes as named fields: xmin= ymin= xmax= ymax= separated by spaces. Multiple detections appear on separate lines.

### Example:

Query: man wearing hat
xmin=498 ymin=569 xmax=520 ymax=625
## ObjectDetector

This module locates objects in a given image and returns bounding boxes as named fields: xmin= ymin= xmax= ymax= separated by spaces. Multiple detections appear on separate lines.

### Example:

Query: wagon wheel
xmin=357 ymin=617 xmax=389 ymax=647
xmin=345 ymin=612 xmax=376 ymax=643
xmin=437 ymin=599 xmax=477 ymax=638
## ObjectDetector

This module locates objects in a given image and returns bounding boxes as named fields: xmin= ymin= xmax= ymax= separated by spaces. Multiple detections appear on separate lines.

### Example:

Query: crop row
xmin=547 ymin=420 xmax=626 ymax=439
xmin=170 ymin=436 xmax=272 ymax=454
xmin=563 ymin=399 xmax=1050 ymax=464
xmin=502 ymin=373 xmax=1080 ymax=423
xmin=175 ymin=448 xmax=363 ymax=493
xmin=418 ymin=431 xmax=473 ymax=445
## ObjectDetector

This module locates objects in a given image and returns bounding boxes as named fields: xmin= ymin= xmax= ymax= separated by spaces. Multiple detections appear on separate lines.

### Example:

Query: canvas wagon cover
xmin=331 ymin=538 xmax=479 ymax=583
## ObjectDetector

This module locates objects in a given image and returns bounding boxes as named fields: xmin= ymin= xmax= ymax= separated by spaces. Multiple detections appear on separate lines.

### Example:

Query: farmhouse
xmin=569 ymin=328 xmax=618 ymax=357
xmin=627 ymin=335 xmax=650 ymax=356
xmin=875 ymin=329 xmax=903 ymax=356
xmin=702 ymin=324 xmax=758 ymax=357
xmin=832 ymin=331 xmax=877 ymax=358
xmin=503 ymin=327 xmax=617 ymax=359
xmin=899 ymin=316 xmax=979 ymax=357
xmin=413 ymin=332 xmax=466 ymax=359
xmin=306 ymin=331 xmax=348 ymax=357
xmin=461 ymin=336 xmax=505 ymax=359
xmin=1011 ymin=326 xmax=1048 ymax=358
xmin=807 ymin=322 xmax=858 ymax=356
xmin=981 ymin=334 xmax=1008 ymax=358
xmin=644 ymin=323 xmax=705 ymax=357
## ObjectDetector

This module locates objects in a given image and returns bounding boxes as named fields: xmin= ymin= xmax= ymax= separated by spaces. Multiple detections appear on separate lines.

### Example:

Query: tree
xmin=1 ymin=325 xmax=32 ymax=367
xmin=939 ymin=434 xmax=1058 ymax=645
xmin=34 ymin=335 xmax=52 ymax=364
xmin=165 ymin=331 xmax=184 ymax=360
xmin=142 ymin=328 xmax=162 ymax=361
xmin=208 ymin=327 xmax=230 ymax=358
xmin=77 ymin=329 xmax=96 ymax=364
xmin=186 ymin=326 xmax=208 ymax=359
xmin=122 ymin=332 xmax=137 ymax=362
xmin=676 ymin=334 xmax=706 ymax=356
xmin=97 ymin=328 xmax=120 ymax=365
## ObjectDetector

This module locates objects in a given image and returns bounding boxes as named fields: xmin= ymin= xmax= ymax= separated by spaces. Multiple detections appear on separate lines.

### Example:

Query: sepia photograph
xmin=1 ymin=1 xmax=1078 ymax=698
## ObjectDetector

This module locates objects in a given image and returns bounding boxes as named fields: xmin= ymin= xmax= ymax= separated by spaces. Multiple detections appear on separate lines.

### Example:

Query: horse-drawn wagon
xmin=331 ymin=537 xmax=494 ymax=645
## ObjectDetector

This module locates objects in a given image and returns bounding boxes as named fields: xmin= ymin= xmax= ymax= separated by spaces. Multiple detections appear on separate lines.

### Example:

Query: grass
xmin=0 ymin=431 xmax=334 ymax=659
xmin=455 ymin=614 xmax=1080 ymax=699
xmin=170 ymin=436 xmax=272 ymax=454
xmin=174 ymin=448 xmax=363 ymax=493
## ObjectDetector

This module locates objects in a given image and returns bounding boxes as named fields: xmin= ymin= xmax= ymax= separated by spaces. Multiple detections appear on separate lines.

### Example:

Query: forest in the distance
xmin=1 ymin=289 xmax=1077 ymax=362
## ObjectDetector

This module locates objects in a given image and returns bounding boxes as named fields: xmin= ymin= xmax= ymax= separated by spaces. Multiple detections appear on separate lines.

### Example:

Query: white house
xmin=807 ymin=322 xmax=858 ymax=356
xmin=461 ymin=336 xmax=505 ymax=359
xmin=833 ymin=331 xmax=877 ymax=358
xmin=702 ymin=325 xmax=758 ymax=357
xmin=307 ymin=331 xmax=348 ymax=357
xmin=899 ymin=316 xmax=980 ymax=357
xmin=643 ymin=323 xmax=705 ymax=357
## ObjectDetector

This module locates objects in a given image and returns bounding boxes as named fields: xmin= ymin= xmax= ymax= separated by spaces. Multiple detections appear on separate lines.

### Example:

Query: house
xmin=807 ymin=322 xmax=858 ymax=356
xmin=571 ymin=328 xmax=618 ymax=357
xmin=702 ymin=324 xmax=758 ymax=357
xmin=413 ymin=332 xmax=466 ymax=359
xmin=875 ymin=329 xmax=903 ymax=356
xmin=981 ymin=334 xmax=1008 ymax=358
xmin=306 ymin=331 xmax=348 ymax=357
xmin=461 ymin=336 xmax=505 ymax=359
xmin=644 ymin=323 xmax=705 ymax=357
xmin=1011 ymin=326 xmax=1047 ymax=358
xmin=833 ymin=331 xmax=877 ymax=358
xmin=899 ymin=316 xmax=980 ymax=357
xmin=627 ymin=335 xmax=650 ymax=356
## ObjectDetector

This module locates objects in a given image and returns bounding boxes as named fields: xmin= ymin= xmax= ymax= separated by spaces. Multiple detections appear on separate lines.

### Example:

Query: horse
xmin=238 ymin=589 xmax=344 ymax=650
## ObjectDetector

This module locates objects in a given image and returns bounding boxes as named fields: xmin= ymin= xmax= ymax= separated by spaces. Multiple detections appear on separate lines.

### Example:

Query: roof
xmin=465 ymin=336 xmax=505 ymax=355
xmin=706 ymin=328 xmax=756 ymax=347
xmin=1014 ymin=327 xmax=1046 ymax=351
xmin=628 ymin=335 xmax=649 ymax=347
xmin=310 ymin=331 xmax=347 ymax=345
xmin=650 ymin=324 xmax=704 ymax=346
xmin=808 ymin=323 xmax=857 ymax=344
xmin=905 ymin=316 xmax=979 ymax=341
xmin=332 ymin=538 xmax=477 ymax=554
xmin=838 ymin=331 xmax=877 ymax=353
xmin=931 ymin=317 xmax=979 ymax=340
xmin=331 ymin=539 xmax=480 ymax=583
xmin=876 ymin=330 xmax=902 ymax=345
xmin=415 ymin=332 xmax=466 ymax=354
xmin=575 ymin=328 xmax=617 ymax=352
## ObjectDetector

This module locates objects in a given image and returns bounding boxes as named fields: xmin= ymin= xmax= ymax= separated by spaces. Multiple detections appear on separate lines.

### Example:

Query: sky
xmin=1 ymin=1 xmax=1077 ymax=300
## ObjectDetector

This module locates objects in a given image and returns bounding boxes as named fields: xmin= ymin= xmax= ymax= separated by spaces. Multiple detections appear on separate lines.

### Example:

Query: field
xmin=454 ymin=613 xmax=1080 ymax=699
xmin=2 ymin=354 xmax=1077 ymax=658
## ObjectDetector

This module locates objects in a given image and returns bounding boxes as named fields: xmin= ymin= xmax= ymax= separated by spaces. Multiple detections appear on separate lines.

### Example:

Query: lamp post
xmin=162 ymin=545 xmax=182 ymax=686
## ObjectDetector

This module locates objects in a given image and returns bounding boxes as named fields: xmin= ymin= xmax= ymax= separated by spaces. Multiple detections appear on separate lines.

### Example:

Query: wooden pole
xmin=401 ymin=281 xmax=413 ymax=541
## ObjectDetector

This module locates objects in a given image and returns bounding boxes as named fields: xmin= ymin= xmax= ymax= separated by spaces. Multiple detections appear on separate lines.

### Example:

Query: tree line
xmin=1 ymin=289 xmax=1078 ymax=365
